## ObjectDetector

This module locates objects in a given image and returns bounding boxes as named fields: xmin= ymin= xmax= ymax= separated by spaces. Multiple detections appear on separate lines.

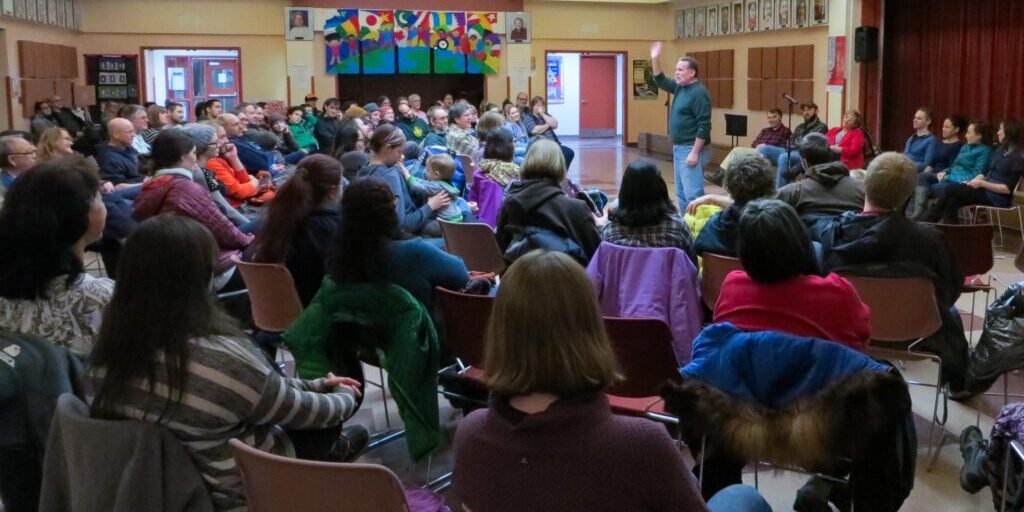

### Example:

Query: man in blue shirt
xmin=904 ymin=108 xmax=937 ymax=172
xmin=217 ymin=113 xmax=283 ymax=177
xmin=649 ymin=41 xmax=713 ymax=208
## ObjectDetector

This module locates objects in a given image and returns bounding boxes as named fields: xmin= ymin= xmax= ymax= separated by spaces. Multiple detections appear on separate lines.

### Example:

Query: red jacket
xmin=827 ymin=126 xmax=866 ymax=170
xmin=133 ymin=171 xmax=253 ymax=273
xmin=206 ymin=157 xmax=259 ymax=208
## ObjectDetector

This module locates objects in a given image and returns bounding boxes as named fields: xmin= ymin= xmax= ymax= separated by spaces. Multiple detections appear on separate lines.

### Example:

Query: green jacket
xmin=652 ymin=73 xmax=712 ymax=146
xmin=289 ymin=112 xmax=320 ymax=151
xmin=283 ymin=278 xmax=442 ymax=460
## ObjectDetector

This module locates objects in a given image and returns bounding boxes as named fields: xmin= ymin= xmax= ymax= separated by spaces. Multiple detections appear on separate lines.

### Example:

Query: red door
xmin=579 ymin=55 xmax=617 ymax=138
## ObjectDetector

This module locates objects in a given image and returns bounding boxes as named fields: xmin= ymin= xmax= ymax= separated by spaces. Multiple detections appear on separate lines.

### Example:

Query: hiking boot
xmin=794 ymin=476 xmax=833 ymax=512
xmin=959 ymin=425 xmax=989 ymax=493
xmin=330 ymin=424 xmax=370 ymax=462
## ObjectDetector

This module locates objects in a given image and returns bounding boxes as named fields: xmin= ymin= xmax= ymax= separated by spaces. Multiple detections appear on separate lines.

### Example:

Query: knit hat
xmin=363 ymin=102 xmax=380 ymax=113
xmin=304 ymin=93 xmax=318 ymax=101
xmin=344 ymin=104 xmax=368 ymax=118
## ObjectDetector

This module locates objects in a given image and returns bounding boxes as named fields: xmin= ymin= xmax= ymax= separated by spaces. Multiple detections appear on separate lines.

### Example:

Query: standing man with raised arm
xmin=650 ymin=42 xmax=712 ymax=208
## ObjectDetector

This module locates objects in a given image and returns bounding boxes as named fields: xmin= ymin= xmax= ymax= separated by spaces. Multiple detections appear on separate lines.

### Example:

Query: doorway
xmin=544 ymin=51 xmax=626 ymax=140
xmin=142 ymin=48 xmax=240 ymax=121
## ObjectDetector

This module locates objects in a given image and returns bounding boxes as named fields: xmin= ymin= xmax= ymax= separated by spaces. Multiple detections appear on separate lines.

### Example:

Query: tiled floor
xmin=81 ymin=138 xmax=1024 ymax=511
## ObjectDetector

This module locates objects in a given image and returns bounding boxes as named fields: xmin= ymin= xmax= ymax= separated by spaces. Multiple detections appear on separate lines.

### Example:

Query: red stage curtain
xmin=881 ymin=0 xmax=1024 ymax=149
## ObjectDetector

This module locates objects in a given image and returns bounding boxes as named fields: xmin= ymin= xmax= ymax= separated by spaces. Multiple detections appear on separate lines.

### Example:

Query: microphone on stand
xmin=782 ymin=93 xmax=799 ymax=105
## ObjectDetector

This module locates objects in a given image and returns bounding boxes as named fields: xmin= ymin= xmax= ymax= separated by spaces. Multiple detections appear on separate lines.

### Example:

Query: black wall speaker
xmin=855 ymin=26 xmax=880 ymax=63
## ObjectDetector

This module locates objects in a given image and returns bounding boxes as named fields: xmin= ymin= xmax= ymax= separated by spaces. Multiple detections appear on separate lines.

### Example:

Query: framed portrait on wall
xmin=13 ymin=0 xmax=25 ymax=18
xmin=760 ymin=0 xmax=774 ymax=30
xmin=794 ymin=0 xmax=809 ymax=27
xmin=812 ymin=0 xmax=828 ymax=25
xmin=674 ymin=10 xmax=685 ymax=40
xmin=695 ymin=7 xmax=705 ymax=37
xmin=507 ymin=12 xmax=531 ymax=43
xmin=732 ymin=1 xmax=744 ymax=33
xmin=707 ymin=6 xmax=718 ymax=36
xmin=36 ymin=0 xmax=46 ymax=22
xmin=284 ymin=7 xmax=314 ymax=40
xmin=684 ymin=9 xmax=695 ymax=39
xmin=54 ymin=0 xmax=64 ymax=26
xmin=47 ymin=0 xmax=57 ymax=24
xmin=720 ymin=4 xmax=731 ymax=35
xmin=745 ymin=0 xmax=759 ymax=33
xmin=2 ymin=0 xmax=13 ymax=16
xmin=24 ymin=0 xmax=35 ymax=21
xmin=776 ymin=0 xmax=791 ymax=29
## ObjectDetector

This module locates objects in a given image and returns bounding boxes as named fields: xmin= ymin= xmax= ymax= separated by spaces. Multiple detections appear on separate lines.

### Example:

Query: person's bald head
xmin=107 ymin=118 xmax=136 ymax=147
xmin=216 ymin=113 xmax=244 ymax=138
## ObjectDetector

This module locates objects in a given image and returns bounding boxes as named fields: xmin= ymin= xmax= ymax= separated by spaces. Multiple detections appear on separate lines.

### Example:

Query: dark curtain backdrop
xmin=881 ymin=0 xmax=1024 ymax=150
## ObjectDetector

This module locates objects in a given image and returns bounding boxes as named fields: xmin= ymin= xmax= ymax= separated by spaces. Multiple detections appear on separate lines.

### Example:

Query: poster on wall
xmin=695 ymin=8 xmax=705 ymax=37
xmin=25 ymin=0 xmax=35 ymax=21
xmin=794 ymin=0 xmax=809 ymax=27
xmin=35 ymin=0 xmax=45 ymax=22
xmin=466 ymin=12 xmax=501 ymax=74
xmin=745 ymin=0 xmax=758 ymax=32
xmin=684 ymin=9 xmax=695 ymax=39
xmin=719 ymin=4 xmax=731 ymax=35
xmin=546 ymin=55 xmax=564 ymax=104
xmin=46 ymin=0 xmax=56 ymax=24
xmin=431 ymin=11 xmax=466 ymax=74
xmin=359 ymin=10 xmax=397 ymax=74
xmin=324 ymin=9 xmax=360 ymax=74
xmin=776 ymin=0 xmax=791 ymax=29
xmin=759 ymin=0 xmax=774 ymax=30
xmin=673 ymin=10 xmax=685 ymax=40
xmin=2 ymin=0 xmax=14 ymax=16
xmin=632 ymin=60 xmax=659 ymax=100
xmin=13 ymin=0 xmax=25 ymax=18
xmin=395 ymin=10 xmax=431 ymax=73
xmin=506 ymin=11 xmax=530 ymax=43
xmin=827 ymin=35 xmax=846 ymax=92
xmin=812 ymin=0 xmax=828 ymax=25
xmin=707 ymin=6 xmax=718 ymax=36
xmin=285 ymin=7 xmax=314 ymax=40
xmin=732 ymin=1 xmax=744 ymax=33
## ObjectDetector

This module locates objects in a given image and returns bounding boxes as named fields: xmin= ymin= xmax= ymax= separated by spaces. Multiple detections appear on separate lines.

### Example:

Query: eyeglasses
xmin=12 ymin=149 xmax=37 ymax=156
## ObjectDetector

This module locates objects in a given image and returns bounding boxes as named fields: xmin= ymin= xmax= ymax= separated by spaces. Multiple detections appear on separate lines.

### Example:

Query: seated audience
xmin=252 ymin=154 xmax=342 ymax=306
xmin=175 ymin=123 xmax=252 ymax=229
xmin=96 ymin=118 xmax=144 ymax=188
xmin=363 ymin=102 xmax=382 ymax=131
xmin=751 ymin=108 xmax=792 ymax=155
xmin=86 ymin=214 xmax=362 ymax=511
xmin=359 ymin=124 xmax=451 ymax=236
xmin=0 ymin=135 xmax=38 ymax=204
xmin=167 ymin=101 xmax=186 ymax=126
xmin=522 ymin=96 xmax=575 ymax=169
xmin=396 ymin=102 xmax=429 ymax=144
xmin=36 ymin=127 xmax=76 ymax=164
xmin=344 ymin=104 xmax=372 ymax=139
xmin=691 ymin=153 xmax=776 ymax=256
xmin=503 ymin=103 xmax=529 ymax=159
xmin=714 ymin=199 xmax=869 ymax=348
xmin=132 ymin=130 xmax=253 ymax=288
xmin=379 ymin=105 xmax=397 ymax=126
xmin=327 ymin=177 xmax=468 ymax=313
xmin=602 ymin=159 xmax=695 ymax=260
xmin=402 ymin=153 xmax=470 ymax=223
xmin=923 ymin=116 xmax=968 ymax=175
xmin=904 ymin=108 xmax=938 ymax=171
xmin=776 ymin=132 xmax=865 ymax=236
xmin=446 ymin=102 xmax=479 ymax=156
xmin=408 ymin=93 xmax=428 ymax=122
xmin=756 ymin=104 xmax=827 ymax=187
xmin=452 ymin=249 xmax=770 ymax=512
xmin=0 ymin=159 xmax=112 ymax=357
xmin=943 ymin=121 xmax=996 ymax=185
xmin=118 ymin=104 xmax=152 ymax=156
xmin=268 ymin=113 xmax=302 ymax=154
xmin=218 ymin=113 xmax=279 ymax=176
xmin=827 ymin=110 xmax=867 ymax=170
xmin=30 ymin=101 xmax=57 ymax=139
xmin=910 ymin=117 xmax=979 ymax=218
xmin=49 ymin=94 xmax=84 ymax=137
xmin=314 ymin=98 xmax=344 ymax=150
xmin=331 ymin=122 xmax=369 ymax=180
xmin=251 ymin=104 xmax=267 ymax=130
xmin=821 ymin=152 xmax=969 ymax=393
xmin=201 ymin=121 xmax=266 ymax=208
xmin=479 ymin=129 xmax=520 ymax=187
xmin=288 ymin=105 xmax=319 ymax=152
xmin=923 ymin=120 xmax=1024 ymax=223
xmin=140 ymin=105 xmax=170 ymax=144
xmin=497 ymin=140 xmax=601 ymax=264
xmin=421 ymin=105 xmax=449 ymax=148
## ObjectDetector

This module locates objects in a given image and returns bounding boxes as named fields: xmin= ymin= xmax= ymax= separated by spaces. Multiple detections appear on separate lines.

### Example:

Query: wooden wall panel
xmin=21 ymin=79 xmax=56 ymax=117
xmin=706 ymin=80 xmax=720 ymax=106
xmin=54 ymin=81 xmax=73 ymax=103
xmin=707 ymin=51 xmax=720 ymax=79
xmin=762 ymin=47 xmax=778 ymax=79
xmin=748 ymin=47 xmax=763 ymax=79
xmin=748 ymin=80 xmax=763 ymax=111
xmin=719 ymin=50 xmax=734 ymax=78
xmin=777 ymin=46 xmax=794 ymax=80
xmin=719 ymin=79 xmax=734 ymax=108
xmin=794 ymin=45 xmax=814 ymax=79
xmin=17 ymin=41 xmax=79 ymax=79
xmin=762 ymin=80 xmax=777 ymax=112
xmin=73 ymin=85 xmax=97 ymax=107
xmin=793 ymin=80 xmax=814 ymax=104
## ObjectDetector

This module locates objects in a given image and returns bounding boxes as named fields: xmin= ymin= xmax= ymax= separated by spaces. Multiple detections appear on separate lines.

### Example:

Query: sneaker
xmin=959 ymin=425 xmax=989 ymax=493
xmin=794 ymin=476 xmax=833 ymax=512
xmin=330 ymin=425 xmax=370 ymax=462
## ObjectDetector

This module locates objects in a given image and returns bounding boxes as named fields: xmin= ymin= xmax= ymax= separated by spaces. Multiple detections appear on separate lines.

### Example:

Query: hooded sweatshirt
xmin=496 ymin=179 xmax=601 ymax=261
xmin=776 ymin=161 xmax=865 ymax=217
xmin=132 ymin=169 xmax=253 ymax=273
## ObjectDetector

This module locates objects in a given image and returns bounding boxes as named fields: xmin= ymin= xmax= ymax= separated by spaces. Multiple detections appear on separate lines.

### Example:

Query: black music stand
xmin=725 ymin=114 xmax=747 ymax=148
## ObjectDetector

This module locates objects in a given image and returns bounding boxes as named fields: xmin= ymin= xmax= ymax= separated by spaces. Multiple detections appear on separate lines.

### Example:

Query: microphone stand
xmin=784 ymin=95 xmax=795 ymax=179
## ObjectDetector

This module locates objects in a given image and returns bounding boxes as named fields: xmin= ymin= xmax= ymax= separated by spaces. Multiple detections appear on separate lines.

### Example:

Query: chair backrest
xmin=228 ymin=439 xmax=408 ymax=512
xmin=701 ymin=253 xmax=743 ymax=310
xmin=841 ymin=274 xmax=942 ymax=343
xmin=603 ymin=317 xmax=682 ymax=398
xmin=438 ymin=220 xmax=506 ymax=274
xmin=925 ymin=222 xmax=994 ymax=277
xmin=235 ymin=260 xmax=304 ymax=332
xmin=435 ymin=286 xmax=494 ymax=368
xmin=455 ymin=154 xmax=475 ymax=186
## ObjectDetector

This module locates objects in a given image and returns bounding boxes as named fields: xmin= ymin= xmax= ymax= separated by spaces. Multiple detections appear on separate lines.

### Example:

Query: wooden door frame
xmin=139 ymin=46 xmax=242 ymax=103
xmin=543 ymin=49 xmax=629 ymax=142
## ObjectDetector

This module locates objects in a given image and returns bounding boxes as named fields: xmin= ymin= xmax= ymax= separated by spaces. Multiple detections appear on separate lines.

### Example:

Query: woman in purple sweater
xmin=452 ymin=250 xmax=771 ymax=512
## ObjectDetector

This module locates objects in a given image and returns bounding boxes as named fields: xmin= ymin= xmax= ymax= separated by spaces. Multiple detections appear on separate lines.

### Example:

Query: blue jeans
xmin=757 ymin=145 xmax=802 ymax=189
xmin=707 ymin=484 xmax=773 ymax=512
xmin=673 ymin=143 xmax=712 ymax=208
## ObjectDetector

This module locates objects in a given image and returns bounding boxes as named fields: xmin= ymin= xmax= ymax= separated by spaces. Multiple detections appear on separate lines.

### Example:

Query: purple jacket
xmin=586 ymin=242 xmax=703 ymax=364
xmin=467 ymin=171 xmax=504 ymax=228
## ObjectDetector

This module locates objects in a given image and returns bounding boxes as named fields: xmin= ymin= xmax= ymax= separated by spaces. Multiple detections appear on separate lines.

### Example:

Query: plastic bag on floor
xmin=966 ymin=283 xmax=1024 ymax=394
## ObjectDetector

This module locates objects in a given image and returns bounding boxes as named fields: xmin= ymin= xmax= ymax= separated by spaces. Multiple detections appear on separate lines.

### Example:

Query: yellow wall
xmin=1 ymin=19 xmax=85 ymax=131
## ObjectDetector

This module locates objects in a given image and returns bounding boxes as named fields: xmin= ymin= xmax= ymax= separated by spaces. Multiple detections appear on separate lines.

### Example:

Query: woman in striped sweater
xmin=86 ymin=214 xmax=362 ymax=511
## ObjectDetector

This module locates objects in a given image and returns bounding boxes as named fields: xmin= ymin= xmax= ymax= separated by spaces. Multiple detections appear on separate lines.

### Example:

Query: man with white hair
xmin=0 ymin=135 xmax=37 ymax=205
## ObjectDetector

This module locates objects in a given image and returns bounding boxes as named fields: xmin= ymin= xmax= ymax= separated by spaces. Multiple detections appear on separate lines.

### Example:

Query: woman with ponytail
xmin=252 ymin=154 xmax=343 ymax=305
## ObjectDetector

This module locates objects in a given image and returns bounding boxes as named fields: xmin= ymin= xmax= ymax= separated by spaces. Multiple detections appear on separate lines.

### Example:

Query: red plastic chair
xmin=235 ymin=260 xmax=304 ymax=332
xmin=435 ymin=287 xmax=494 ymax=402
xmin=701 ymin=253 xmax=743 ymax=310
xmin=925 ymin=222 xmax=995 ymax=339
xmin=603 ymin=317 xmax=681 ymax=418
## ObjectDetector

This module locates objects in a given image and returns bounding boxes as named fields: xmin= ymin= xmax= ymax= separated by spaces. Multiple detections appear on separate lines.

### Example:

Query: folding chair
xmin=229 ymin=439 xmax=412 ymax=512
xmin=700 ymin=253 xmax=743 ymax=310
xmin=1002 ymin=440 xmax=1024 ymax=512
xmin=924 ymin=222 xmax=995 ymax=342
xmin=438 ymin=220 xmax=506 ymax=274
xmin=603 ymin=317 xmax=681 ymax=419
xmin=235 ymin=260 xmax=304 ymax=333
xmin=841 ymin=274 xmax=946 ymax=469
xmin=969 ymin=177 xmax=1024 ymax=248
xmin=434 ymin=286 xmax=493 ymax=407
xmin=455 ymin=154 xmax=476 ymax=187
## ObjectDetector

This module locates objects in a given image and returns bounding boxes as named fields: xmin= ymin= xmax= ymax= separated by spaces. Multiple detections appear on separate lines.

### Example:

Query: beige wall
xmin=1 ymin=19 xmax=85 ymax=131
